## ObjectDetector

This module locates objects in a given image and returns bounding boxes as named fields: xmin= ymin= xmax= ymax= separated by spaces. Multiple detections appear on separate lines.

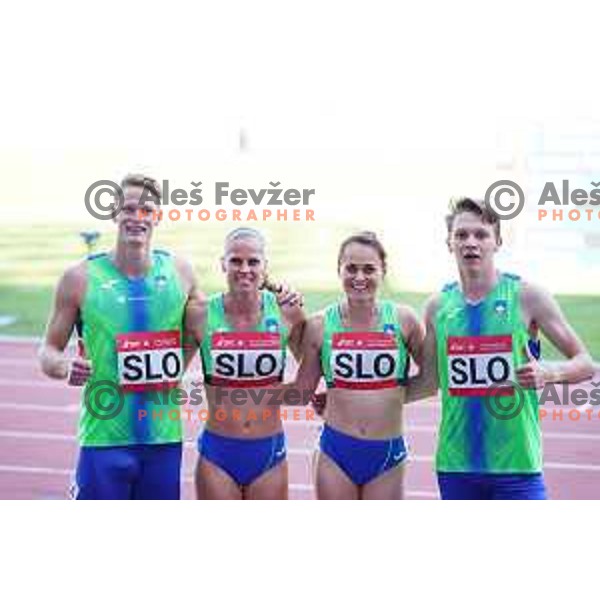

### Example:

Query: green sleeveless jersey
xmin=200 ymin=291 xmax=288 ymax=387
xmin=321 ymin=300 xmax=409 ymax=389
xmin=79 ymin=250 xmax=187 ymax=446
xmin=435 ymin=273 xmax=542 ymax=473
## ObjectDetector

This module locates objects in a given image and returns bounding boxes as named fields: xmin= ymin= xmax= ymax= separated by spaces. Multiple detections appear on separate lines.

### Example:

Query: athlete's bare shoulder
xmin=395 ymin=303 xmax=420 ymax=330
xmin=172 ymin=254 xmax=200 ymax=294
xmin=422 ymin=293 xmax=441 ymax=327
xmin=519 ymin=279 xmax=555 ymax=322
xmin=57 ymin=261 xmax=87 ymax=307
xmin=519 ymin=278 xmax=548 ymax=303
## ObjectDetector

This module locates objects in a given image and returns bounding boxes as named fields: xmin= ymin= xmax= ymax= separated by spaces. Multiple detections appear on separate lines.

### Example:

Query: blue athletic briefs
xmin=319 ymin=424 xmax=408 ymax=486
xmin=73 ymin=443 xmax=182 ymax=500
xmin=198 ymin=429 xmax=287 ymax=487
xmin=437 ymin=472 xmax=547 ymax=500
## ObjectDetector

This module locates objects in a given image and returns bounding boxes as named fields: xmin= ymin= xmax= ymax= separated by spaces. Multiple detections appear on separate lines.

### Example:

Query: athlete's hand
xmin=275 ymin=283 xmax=304 ymax=309
xmin=67 ymin=357 xmax=92 ymax=387
xmin=311 ymin=392 xmax=326 ymax=416
xmin=515 ymin=347 xmax=548 ymax=389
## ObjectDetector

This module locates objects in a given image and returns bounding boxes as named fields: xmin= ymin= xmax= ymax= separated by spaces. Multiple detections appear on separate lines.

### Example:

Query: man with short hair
xmin=40 ymin=174 xmax=205 ymax=499
xmin=408 ymin=197 xmax=594 ymax=499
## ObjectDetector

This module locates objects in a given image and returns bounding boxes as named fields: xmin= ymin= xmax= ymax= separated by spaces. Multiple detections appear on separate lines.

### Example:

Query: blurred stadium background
xmin=1 ymin=118 xmax=599 ymax=358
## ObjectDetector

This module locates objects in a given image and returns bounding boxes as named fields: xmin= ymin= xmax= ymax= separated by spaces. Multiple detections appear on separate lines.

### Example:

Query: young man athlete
xmin=408 ymin=197 xmax=594 ymax=500
xmin=39 ymin=174 xmax=204 ymax=500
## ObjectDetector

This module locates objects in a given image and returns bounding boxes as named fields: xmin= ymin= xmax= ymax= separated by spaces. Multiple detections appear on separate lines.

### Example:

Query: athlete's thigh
xmin=195 ymin=457 xmax=243 ymax=500
xmin=74 ymin=447 xmax=137 ymax=500
xmin=491 ymin=474 xmax=547 ymax=500
xmin=245 ymin=459 xmax=288 ymax=500
xmin=133 ymin=443 xmax=182 ymax=500
xmin=361 ymin=463 xmax=405 ymax=500
xmin=315 ymin=450 xmax=359 ymax=500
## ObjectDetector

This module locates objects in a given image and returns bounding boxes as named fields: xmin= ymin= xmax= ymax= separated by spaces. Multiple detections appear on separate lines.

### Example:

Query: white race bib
xmin=210 ymin=331 xmax=283 ymax=387
xmin=447 ymin=335 xmax=514 ymax=397
xmin=116 ymin=330 xmax=182 ymax=392
xmin=331 ymin=331 xmax=398 ymax=390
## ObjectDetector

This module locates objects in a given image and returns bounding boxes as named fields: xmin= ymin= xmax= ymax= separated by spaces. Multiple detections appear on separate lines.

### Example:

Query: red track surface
xmin=1 ymin=339 xmax=599 ymax=499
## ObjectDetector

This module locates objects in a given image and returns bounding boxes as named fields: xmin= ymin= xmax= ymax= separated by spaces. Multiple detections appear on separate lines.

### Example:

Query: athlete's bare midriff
xmin=325 ymin=386 xmax=405 ymax=439
xmin=204 ymin=383 xmax=286 ymax=438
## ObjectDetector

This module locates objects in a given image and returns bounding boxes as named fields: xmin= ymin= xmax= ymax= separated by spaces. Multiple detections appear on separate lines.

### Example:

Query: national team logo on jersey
xmin=100 ymin=279 xmax=118 ymax=291
xmin=154 ymin=275 xmax=168 ymax=290
xmin=494 ymin=300 xmax=508 ymax=316
xmin=265 ymin=318 xmax=279 ymax=333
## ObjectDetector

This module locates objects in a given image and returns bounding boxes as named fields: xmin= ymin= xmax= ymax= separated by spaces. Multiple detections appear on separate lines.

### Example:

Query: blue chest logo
xmin=265 ymin=318 xmax=279 ymax=333
xmin=494 ymin=300 xmax=508 ymax=317
xmin=383 ymin=323 xmax=396 ymax=335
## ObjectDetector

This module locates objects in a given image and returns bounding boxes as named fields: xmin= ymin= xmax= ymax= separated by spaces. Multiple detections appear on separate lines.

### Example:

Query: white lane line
xmin=3 ymin=426 xmax=600 ymax=446
xmin=0 ymin=336 xmax=40 ymax=344
xmin=405 ymin=424 xmax=600 ymax=441
xmin=0 ymin=430 xmax=312 ymax=455
xmin=0 ymin=465 xmax=71 ymax=476
xmin=407 ymin=454 xmax=600 ymax=472
xmin=0 ymin=379 xmax=66 ymax=388
xmin=2 ymin=432 xmax=600 ymax=473
xmin=0 ymin=358 xmax=40 ymax=366
xmin=3 ymin=420 xmax=600 ymax=446
xmin=544 ymin=461 xmax=600 ymax=473
xmin=0 ymin=403 xmax=78 ymax=412
xmin=0 ymin=430 xmax=76 ymax=441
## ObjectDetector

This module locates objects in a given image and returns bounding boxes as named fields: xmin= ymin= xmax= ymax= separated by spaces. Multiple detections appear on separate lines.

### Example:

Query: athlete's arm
xmin=296 ymin=314 xmax=324 ymax=389
xmin=398 ymin=304 xmax=425 ymax=369
xmin=274 ymin=284 xmax=306 ymax=362
xmin=519 ymin=282 xmax=594 ymax=387
xmin=175 ymin=256 xmax=207 ymax=370
xmin=39 ymin=264 xmax=90 ymax=382
xmin=405 ymin=295 xmax=440 ymax=403
xmin=276 ymin=314 xmax=323 ymax=407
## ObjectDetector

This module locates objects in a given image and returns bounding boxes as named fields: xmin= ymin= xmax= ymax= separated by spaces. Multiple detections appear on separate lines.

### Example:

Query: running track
xmin=1 ymin=338 xmax=599 ymax=499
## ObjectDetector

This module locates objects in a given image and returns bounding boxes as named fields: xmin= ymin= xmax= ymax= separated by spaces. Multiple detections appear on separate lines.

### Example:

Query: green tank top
xmin=79 ymin=250 xmax=187 ymax=446
xmin=321 ymin=300 xmax=409 ymax=389
xmin=435 ymin=273 xmax=542 ymax=473
xmin=200 ymin=291 xmax=288 ymax=387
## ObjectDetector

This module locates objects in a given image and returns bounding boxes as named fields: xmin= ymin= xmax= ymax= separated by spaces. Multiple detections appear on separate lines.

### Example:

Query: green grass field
xmin=1 ymin=224 xmax=599 ymax=360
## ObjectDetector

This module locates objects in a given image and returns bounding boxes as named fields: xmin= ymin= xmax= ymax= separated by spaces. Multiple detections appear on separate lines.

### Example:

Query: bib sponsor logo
xmin=447 ymin=335 xmax=514 ymax=396
xmin=211 ymin=331 xmax=283 ymax=387
xmin=331 ymin=332 xmax=398 ymax=390
xmin=116 ymin=330 xmax=182 ymax=392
